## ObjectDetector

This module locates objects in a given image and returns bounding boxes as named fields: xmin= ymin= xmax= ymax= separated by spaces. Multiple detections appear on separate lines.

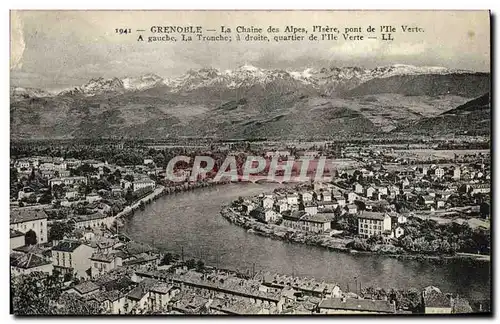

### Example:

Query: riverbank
xmin=120 ymin=182 xmax=490 ymax=302
xmin=220 ymin=206 xmax=490 ymax=263
xmin=115 ymin=180 xmax=231 ymax=223
xmin=221 ymin=206 xmax=354 ymax=253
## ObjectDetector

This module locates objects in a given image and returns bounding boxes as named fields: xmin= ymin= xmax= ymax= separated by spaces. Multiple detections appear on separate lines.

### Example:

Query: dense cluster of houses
xmin=238 ymin=183 xmax=408 ymax=240
xmin=238 ymin=155 xmax=490 ymax=240
xmin=13 ymin=156 xmax=158 ymax=207
xmin=10 ymin=155 xmax=160 ymax=267
xmin=10 ymin=207 xmax=160 ymax=280
xmin=9 ymin=196 xmax=469 ymax=315
xmin=9 ymin=148 xmax=487 ymax=314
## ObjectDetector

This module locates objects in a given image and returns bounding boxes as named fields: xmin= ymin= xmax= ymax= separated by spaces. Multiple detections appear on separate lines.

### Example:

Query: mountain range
xmin=10 ymin=64 xmax=491 ymax=140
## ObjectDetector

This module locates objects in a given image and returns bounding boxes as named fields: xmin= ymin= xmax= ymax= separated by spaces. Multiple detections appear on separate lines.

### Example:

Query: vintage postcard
xmin=10 ymin=10 xmax=491 ymax=316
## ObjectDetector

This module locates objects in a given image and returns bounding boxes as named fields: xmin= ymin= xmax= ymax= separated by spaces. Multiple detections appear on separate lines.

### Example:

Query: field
xmin=389 ymin=149 xmax=490 ymax=160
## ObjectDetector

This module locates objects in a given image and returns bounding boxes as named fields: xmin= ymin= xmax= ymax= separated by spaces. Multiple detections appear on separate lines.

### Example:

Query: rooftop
xmin=10 ymin=209 xmax=48 ymax=224
xmin=150 ymin=282 xmax=174 ymax=294
xmin=133 ymin=178 xmax=155 ymax=184
xmin=73 ymin=281 xmax=100 ymax=295
xmin=127 ymin=285 xmax=148 ymax=300
xmin=52 ymin=240 xmax=84 ymax=252
xmin=10 ymin=229 xmax=24 ymax=238
xmin=90 ymin=253 xmax=115 ymax=263
xmin=319 ymin=298 xmax=396 ymax=313
xmin=357 ymin=211 xmax=388 ymax=221
xmin=424 ymin=291 xmax=452 ymax=308
xmin=71 ymin=212 xmax=108 ymax=223
xmin=282 ymin=210 xmax=307 ymax=221
xmin=10 ymin=252 xmax=51 ymax=269
xmin=300 ymin=214 xmax=332 ymax=223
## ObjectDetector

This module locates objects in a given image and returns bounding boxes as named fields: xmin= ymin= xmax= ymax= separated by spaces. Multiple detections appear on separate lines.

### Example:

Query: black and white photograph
xmin=9 ymin=9 xmax=491 ymax=316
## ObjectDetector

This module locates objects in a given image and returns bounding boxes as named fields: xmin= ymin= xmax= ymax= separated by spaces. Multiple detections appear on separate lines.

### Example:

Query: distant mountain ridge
xmin=10 ymin=87 xmax=53 ymax=102
xmin=11 ymin=64 xmax=481 ymax=98
xmin=10 ymin=64 xmax=491 ymax=140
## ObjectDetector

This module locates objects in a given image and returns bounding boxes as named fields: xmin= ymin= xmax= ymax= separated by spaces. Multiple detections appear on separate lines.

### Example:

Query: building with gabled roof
xmin=10 ymin=208 xmax=48 ymax=244
xmin=10 ymin=229 xmax=25 ymax=251
xmin=423 ymin=287 xmax=453 ymax=314
xmin=69 ymin=280 xmax=101 ymax=297
xmin=52 ymin=240 xmax=94 ymax=279
xmin=70 ymin=212 xmax=114 ymax=230
xmin=10 ymin=252 xmax=53 ymax=276
xmin=357 ymin=211 xmax=392 ymax=238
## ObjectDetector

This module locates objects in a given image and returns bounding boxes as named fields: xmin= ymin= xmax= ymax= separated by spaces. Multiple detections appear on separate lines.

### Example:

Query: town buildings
xmin=282 ymin=211 xmax=332 ymax=233
xmin=8 ymin=143 xmax=490 ymax=315
xmin=52 ymin=240 xmax=94 ymax=279
xmin=318 ymin=297 xmax=396 ymax=314
xmin=10 ymin=209 xmax=48 ymax=244
xmin=357 ymin=212 xmax=392 ymax=238
xmin=10 ymin=253 xmax=53 ymax=276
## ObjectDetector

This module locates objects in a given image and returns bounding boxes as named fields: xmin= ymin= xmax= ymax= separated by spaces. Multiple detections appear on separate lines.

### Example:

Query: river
xmin=123 ymin=183 xmax=491 ymax=302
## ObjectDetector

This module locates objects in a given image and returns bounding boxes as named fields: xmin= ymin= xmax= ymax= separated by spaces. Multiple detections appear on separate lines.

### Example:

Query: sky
xmin=10 ymin=10 xmax=491 ymax=90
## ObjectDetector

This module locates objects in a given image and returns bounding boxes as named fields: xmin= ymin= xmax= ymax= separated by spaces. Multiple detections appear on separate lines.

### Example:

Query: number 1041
xmin=115 ymin=28 xmax=131 ymax=34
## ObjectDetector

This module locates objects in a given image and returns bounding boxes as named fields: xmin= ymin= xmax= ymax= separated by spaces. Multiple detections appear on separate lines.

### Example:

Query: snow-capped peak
xmin=369 ymin=64 xmax=465 ymax=79
xmin=237 ymin=64 xmax=260 ymax=72
xmin=122 ymin=73 xmax=163 ymax=91
xmin=289 ymin=68 xmax=315 ymax=80
xmin=24 ymin=63 xmax=476 ymax=98
xmin=10 ymin=86 xmax=52 ymax=101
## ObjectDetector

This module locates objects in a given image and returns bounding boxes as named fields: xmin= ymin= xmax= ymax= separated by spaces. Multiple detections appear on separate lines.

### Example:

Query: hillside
xmin=344 ymin=73 xmax=490 ymax=98
xmin=394 ymin=93 xmax=491 ymax=136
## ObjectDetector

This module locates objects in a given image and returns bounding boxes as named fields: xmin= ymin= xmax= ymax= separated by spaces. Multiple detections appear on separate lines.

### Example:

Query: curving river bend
xmin=123 ymin=183 xmax=490 ymax=302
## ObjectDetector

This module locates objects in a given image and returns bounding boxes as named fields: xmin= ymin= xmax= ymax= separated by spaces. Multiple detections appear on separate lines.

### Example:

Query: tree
xmin=28 ymin=168 xmax=36 ymax=181
xmin=185 ymin=259 xmax=197 ymax=269
xmin=354 ymin=200 xmax=366 ymax=211
xmin=334 ymin=214 xmax=358 ymax=235
xmin=196 ymin=260 xmax=205 ymax=271
xmin=388 ymin=289 xmax=403 ymax=309
xmin=77 ymin=183 xmax=91 ymax=196
xmin=51 ymin=184 xmax=65 ymax=199
xmin=480 ymin=202 xmax=490 ymax=219
xmin=347 ymin=238 xmax=371 ymax=251
xmin=25 ymin=229 xmax=37 ymax=246
xmin=113 ymin=169 xmax=122 ymax=181
xmin=160 ymin=253 xmax=175 ymax=266
xmin=11 ymin=272 xmax=63 ymax=315
xmin=38 ymin=191 xmax=53 ymax=205
xmin=124 ymin=174 xmax=135 ymax=182
xmin=400 ymin=236 xmax=414 ymax=252
xmin=48 ymin=222 xmax=75 ymax=242
xmin=125 ymin=188 xmax=134 ymax=204
xmin=402 ymin=288 xmax=423 ymax=311
xmin=153 ymin=153 xmax=166 ymax=167
xmin=452 ymin=297 xmax=474 ymax=314
xmin=10 ymin=167 xmax=18 ymax=184
xmin=75 ymin=163 xmax=97 ymax=175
